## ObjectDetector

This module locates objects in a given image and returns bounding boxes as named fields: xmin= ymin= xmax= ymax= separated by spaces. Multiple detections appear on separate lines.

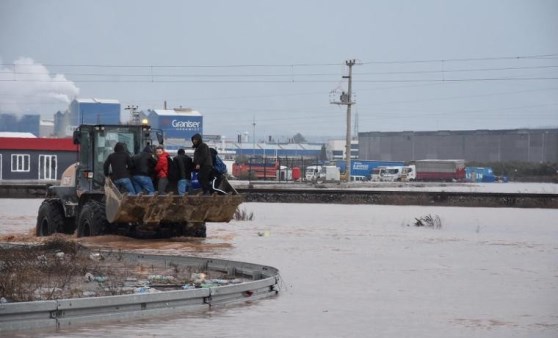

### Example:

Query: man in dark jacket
xmin=103 ymin=142 xmax=136 ymax=194
xmin=131 ymin=145 xmax=156 ymax=195
xmin=175 ymin=148 xmax=193 ymax=196
xmin=191 ymin=133 xmax=212 ymax=195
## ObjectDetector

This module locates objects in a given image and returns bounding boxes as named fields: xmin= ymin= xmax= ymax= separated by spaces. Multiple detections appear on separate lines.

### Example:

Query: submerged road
xmin=237 ymin=187 xmax=558 ymax=208
xmin=1 ymin=181 xmax=557 ymax=208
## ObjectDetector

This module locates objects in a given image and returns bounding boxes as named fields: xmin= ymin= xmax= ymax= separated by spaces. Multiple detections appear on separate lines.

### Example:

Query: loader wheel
xmin=77 ymin=201 xmax=108 ymax=237
xmin=182 ymin=222 xmax=207 ymax=238
xmin=36 ymin=199 xmax=65 ymax=236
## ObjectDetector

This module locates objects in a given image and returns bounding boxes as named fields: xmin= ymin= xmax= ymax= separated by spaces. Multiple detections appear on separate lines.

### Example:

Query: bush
xmin=234 ymin=208 xmax=254 ymax=221
xmin=410 ymin=214 xmax=442 ymax=229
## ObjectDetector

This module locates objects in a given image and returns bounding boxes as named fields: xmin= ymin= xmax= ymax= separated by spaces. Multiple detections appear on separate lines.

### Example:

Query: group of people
xmin=103 ymin=133 xmax=220 ymax=196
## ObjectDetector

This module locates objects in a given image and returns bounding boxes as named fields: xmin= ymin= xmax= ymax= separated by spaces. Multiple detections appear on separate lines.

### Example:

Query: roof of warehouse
xmin=0 ymin=132 xmax=36 ymax=138
xmin=149 ymin=109 xmax=201 ymax=116
xmin=0 ymin=137 xmax=77 ymax=151
xmin=74 ymin=98 xmax=120 ymax=104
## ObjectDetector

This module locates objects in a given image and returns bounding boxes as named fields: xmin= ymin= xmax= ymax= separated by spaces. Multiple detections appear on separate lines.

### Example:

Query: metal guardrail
xmin=2 ymin=182 xmax=557 ymax=208
xmin=0 ymin=252 xmax=280 ymax=332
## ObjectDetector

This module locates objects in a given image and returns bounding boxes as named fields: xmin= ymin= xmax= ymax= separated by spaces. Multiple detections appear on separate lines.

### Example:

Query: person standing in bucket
xmin=191 ymin=133 xmax=212 ymax=195
xmin=103 ymin=142 xmax=136 ymax=195
xmin=154 ymin=146 xmax=170 ymax=194
xmin=131 ymin=145 xmax=156 ymax=195
xmin=175 ymin=148 xmax=193 ymax=196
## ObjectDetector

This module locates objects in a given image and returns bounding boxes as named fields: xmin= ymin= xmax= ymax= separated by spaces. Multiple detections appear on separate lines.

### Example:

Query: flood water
xmin=1 ymin=197 xmax=558 ymax=338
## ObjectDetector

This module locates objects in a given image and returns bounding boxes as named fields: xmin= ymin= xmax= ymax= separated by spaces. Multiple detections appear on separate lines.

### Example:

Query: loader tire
xmin=77 ymin=201 xmax=109 ymax=237
xmin=36 ymin=199 xmax=65 ymax=236
xmin=182 ymin=222 xmax=207 ymax=238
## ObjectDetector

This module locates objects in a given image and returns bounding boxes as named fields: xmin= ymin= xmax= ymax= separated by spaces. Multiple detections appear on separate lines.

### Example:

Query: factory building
xmin=146 ymin=108 xmax=203 ymax=148
xmin=54 ymin=98 xmax=121 ymax=137
xmin=0 ymin=113 xmax=41 ymax=137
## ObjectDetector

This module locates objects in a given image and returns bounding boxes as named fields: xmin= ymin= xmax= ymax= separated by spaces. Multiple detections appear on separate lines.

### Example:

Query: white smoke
xmin=0 ymin=57 xmax=80 ymax=118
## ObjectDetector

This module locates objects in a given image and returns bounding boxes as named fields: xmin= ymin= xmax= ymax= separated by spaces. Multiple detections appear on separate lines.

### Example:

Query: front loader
xmin=36 ymin=124 xmax=243 ymax=238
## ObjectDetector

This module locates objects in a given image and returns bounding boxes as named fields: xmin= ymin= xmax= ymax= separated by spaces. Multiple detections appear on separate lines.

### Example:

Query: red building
xmin=0 ymin=137 xmax=77 ymax=181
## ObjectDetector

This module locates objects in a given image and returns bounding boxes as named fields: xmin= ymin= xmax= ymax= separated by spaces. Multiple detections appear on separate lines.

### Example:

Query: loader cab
xmin=73 ymin=124 xmax=156 ymax=192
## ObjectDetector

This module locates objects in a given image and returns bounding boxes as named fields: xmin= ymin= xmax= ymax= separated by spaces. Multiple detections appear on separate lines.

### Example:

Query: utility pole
xmin=331 ymin=59 xmax=357 ymax=182
xmin=125 ymin=105 xmax=139 ymax=125
xmin=252 ymin=116 xmax=256 ymax=157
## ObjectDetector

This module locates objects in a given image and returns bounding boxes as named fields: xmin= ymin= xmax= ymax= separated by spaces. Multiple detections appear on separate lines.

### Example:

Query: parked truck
xmin=414 ymin=159 xmax=466 ymax=182
xmin=336 ymin=160 xmax=405 ymax=181
xmin=317 ymin=165 xmax=341 ymax=182
xmin=371 ymin=166 xmax=402 ymax=182
xmin=465 ymin=167 xmax=504 ymax=183
xmin=305 ymin=165 xmax=322 ymax=181
xmin=36 ymin=124 xmax=243 ymax=239
xmin=371 ymin=165 xmax=417 ymax=182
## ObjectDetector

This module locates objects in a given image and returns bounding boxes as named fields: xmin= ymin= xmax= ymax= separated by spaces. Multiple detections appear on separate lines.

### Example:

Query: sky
xmin=1 ymin=0 xmax=557 ymax=141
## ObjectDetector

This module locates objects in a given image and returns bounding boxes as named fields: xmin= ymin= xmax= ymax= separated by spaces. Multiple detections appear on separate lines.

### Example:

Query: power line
xmin=2 ymin=77 xmax=558 ymax=84
xmin=1 ymin=53 xmax=557 ymax=69
xmin=3 ymin=64 xmax=557 ymax=78
xmin=360 ymin=53 xmax=558 ymax=65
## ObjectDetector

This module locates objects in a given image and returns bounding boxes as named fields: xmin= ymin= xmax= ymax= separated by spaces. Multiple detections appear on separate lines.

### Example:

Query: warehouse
xmin=359 ymin=128 xmax=558 ymax=163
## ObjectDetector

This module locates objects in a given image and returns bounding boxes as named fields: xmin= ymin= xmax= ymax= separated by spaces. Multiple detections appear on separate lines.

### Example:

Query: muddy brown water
xmin=1 ymin=198 xmax=558 ymax=338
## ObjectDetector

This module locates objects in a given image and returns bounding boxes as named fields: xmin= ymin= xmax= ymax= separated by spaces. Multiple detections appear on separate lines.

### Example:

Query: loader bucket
xmin=104 ymin=178 xmax=243 ymax=225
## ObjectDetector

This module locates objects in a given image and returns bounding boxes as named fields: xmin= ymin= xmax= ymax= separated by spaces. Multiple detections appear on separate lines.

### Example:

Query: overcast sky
xmin=1 ymin=0 xmax=557 ymax=141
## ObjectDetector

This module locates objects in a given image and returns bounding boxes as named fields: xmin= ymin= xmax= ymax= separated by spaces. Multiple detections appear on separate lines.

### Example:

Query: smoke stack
xmin=164 ymin=100 xmax=167 ymax=110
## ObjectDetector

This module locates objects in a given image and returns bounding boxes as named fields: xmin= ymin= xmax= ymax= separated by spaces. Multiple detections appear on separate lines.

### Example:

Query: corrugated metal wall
xmin=359 ymin=129 xmax=558 ymax=163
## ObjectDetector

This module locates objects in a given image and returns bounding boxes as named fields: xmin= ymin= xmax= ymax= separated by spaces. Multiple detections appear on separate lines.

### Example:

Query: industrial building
xmin=359 ymin=128 xmax=558 ymax=163
xmin=147 ymin=108 xmax=203 ymax=143
xmin=55 ymin=98 xmax=121 ymax=137
xmin=0 ymin=113 xmax=41 ymax=137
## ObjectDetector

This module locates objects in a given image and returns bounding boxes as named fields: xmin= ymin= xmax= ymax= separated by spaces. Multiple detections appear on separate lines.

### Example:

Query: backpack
xmin=214 ymin=155 xmax=227 ymax=175
xmin=167 ymin=155 xmax=179 ymax=182
xmin=210 ymin=148 xmax=227 ymax=175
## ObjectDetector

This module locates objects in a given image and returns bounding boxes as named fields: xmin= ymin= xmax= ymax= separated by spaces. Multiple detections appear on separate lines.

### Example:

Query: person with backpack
xmin=191 ymin=133 xmax=212 ymax=195
xmin=209 ymin=147 xmax=227 ymax=193
xmin=175 ymin=148 xmax=193 ymax=196
xmin=154 ymin=146 xmax=170 ymax=194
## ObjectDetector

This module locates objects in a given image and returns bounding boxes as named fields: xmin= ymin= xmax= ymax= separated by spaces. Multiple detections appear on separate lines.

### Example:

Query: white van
xmin=305 ymin=165 xmax=322 ymax=181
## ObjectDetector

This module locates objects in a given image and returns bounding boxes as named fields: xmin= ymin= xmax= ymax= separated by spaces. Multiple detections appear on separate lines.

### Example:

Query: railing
xmin=0 ymin=251 xmax=280 ymax=332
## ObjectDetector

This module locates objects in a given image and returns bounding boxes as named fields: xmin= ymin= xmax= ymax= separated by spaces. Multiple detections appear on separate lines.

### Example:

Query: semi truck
xmin=465 ymin=167 xmax=504 ymax=182
xmin=36 ymin=124 xmax=243 ymax=239
xmin=232 ymin=161 xmax=279 ymax=180
xmin=305 ymin=165 xmax=322 ymax=181
xmin=414 ymin=159 xmax=466 ymax=182
xmin=371 ymin=165 xmax=416 ymax=182
xmin=317 ymin=166 xmax=341 ymax=182
xmin=336 ymin=160 xmax=405 ymax=181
